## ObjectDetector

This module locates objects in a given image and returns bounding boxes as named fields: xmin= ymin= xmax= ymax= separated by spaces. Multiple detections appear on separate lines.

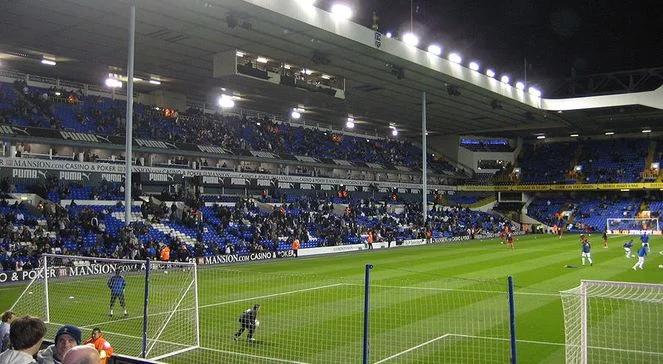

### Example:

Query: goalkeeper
xmin=233 ymin=304 xmax=260 ymax=342
xmin=107 ymin=271 xmax=127 ymax=317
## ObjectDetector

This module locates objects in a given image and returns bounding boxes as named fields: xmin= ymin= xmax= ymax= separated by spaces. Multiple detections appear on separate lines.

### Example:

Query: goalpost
xmin=606 ymin=218 xmax=659 ymax=235
xmin=560 ymin=280 xmax=663 ymax=364
xmin=9 ymin=254 xmax=199 ymax=361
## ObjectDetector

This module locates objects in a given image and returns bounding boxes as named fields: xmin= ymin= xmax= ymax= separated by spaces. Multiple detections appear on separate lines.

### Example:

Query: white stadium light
xmin=570 ymin=133 xmax=579 ymax=137
xmin=528 ymin=87 xmax=541 ymax=97
xmin=391 ymin=129 xmax=398 ymax=136
xmin=402 ymin=32 xmax=419 ymax=47
xmin=448 ymin=52 xmax=462 ymax=64
xmin=500 ymin=75 xmax=510 ymax=84
xmin=469 ymin=62 xmax=480 ymax=71
xmin=291 ymin=110 xmax=301 ymax=119
xmin=149 ymin=79 xmax=161 ymax=85
xmin=515 ymin=81 xmax=525 ymax=90
xmin=385 ymin=32 xmax=392 ymax=38
xmin=235 ymin=51 xmax=244 ymax=57
xmin=321 ymin=74 xmax=331 ymax=80
xmin=54 ymin=91 xmax=61 ymax=96
xmin=256 ymin=57 xmax=268 ymax=63
xmin=605 ymin=131 xmax=615 ymax=136
xmin=537 ymin=135 xmax=546 ymax=140
xmin=218 ymin=94 xmax=235 ymax=109
xmin=132 ymin=77 xmax=142 ymax=82
xmin=346 ymin=117 xmax=355 ymax=129
xmin=104 ymin=78 xmax=122 ymax=88
xmin=331 ymin=3 xmax=352 ymax=19
xmin=486 ymin=69 xmax=496 ymax=78
xmin=427 ymin=44 xmax=442 ymax=56
xmin=642 ymin=129 xmax=652 ymax=133
xmin=41 ymin=58 xmax=56 ymax=66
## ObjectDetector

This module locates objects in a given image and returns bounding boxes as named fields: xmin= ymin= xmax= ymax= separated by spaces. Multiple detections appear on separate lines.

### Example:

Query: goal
xmin=9 ymin=254 xmax=199 ymax=361
xmin=560 ymin=280 xmax=663 ymax=364
xmin=606 ymin=218 xmax=659 ymax=235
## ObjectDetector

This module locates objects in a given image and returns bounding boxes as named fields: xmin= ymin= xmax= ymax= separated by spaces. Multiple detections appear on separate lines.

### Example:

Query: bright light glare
xmin=528 ymin=87 xmax=541 ymax=97
xmin=104 ymin=78 xmax=122 ymax=88
xmin=391 ymin=129 xmax=398 ymax=136
xmin=469 ymin=62 xmax=480 ymax=71
xmin=218 ymin=94 xmax=235 ymax=109
xmin=385 ymin=32 xmax=392 ymax=38
xmin=570 ymin=133 xmax=579 ymax=137
xmin=331 ymin=3 xmax=352 ymax=19
xmin=642 ymin=129 xmax=652 ymax=133
xmin=605 ymin=131 xmax=615 ymax=135
xmin=486 ymin=69 xmax=496 ymax=78
xmin=284 ymin=64 xmax=291 ymax=69
xmin=515 ymin=81 xmax=525 ymax=90
xmin=41 ymin=59 xmax=56 ymax=66
xmin=321 ymin=74 xmax=331 ymax=80
xmin=54 ymin=92 xmax=61 ymax=96
xmin=346 ymin=118 xmax=355 ymax=129
xmin=291 ymin=110 xmax=301 ymax=119
xmin=427 ymin=44 xmax=442 ymax=56
xmin=500 ymin=75 xmax=510 ymax=84
xmin=448 ymin=53 xmax=462 ymax=64
xmin=536 ymin=135 xmax=546 ymax=140
xmin=402 ymin=32 xmax=419 ymax=47
xmin=256 ymin=57 xmax=268 ymax=63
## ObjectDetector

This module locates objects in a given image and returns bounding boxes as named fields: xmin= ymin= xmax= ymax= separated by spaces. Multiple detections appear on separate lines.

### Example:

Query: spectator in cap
xmin=37 ymin=325 xmax=81 ymax=364
xmin=0 ymin=315 xmax=46 ymax=364
xmin=62 ymin=345 xmax=100 ymax=364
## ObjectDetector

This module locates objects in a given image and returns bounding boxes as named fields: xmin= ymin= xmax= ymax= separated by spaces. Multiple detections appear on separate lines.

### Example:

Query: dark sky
xmin=320 ymin=0 xmax=663 ymax=82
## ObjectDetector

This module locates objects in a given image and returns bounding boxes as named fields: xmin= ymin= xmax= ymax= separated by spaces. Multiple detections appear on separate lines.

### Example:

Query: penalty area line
xmin=373 ymin=334 xmax=451 ymax=364
xmin=81 ymin=283 xmax=345 ymax=329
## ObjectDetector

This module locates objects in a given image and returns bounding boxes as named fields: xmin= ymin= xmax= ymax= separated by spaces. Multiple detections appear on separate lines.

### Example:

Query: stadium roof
xmin=1 ymin=0 xmax=661 ymax=138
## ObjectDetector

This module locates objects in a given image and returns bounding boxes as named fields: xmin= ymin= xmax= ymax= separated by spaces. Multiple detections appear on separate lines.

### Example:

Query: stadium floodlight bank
xmin=606 ymin=218 xmax=660 ymax=235
xmin=10 ymin=254 xmax=199 ymax=361
xmin=560 ymin=280 xmax=663 ymax=364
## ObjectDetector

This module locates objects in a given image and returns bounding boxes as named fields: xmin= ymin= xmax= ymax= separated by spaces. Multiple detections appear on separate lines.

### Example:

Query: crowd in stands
xmin=0 ymin=192 xmax=510 ymax=273
xmin=0 ymin=80 xmax=461 ymax=176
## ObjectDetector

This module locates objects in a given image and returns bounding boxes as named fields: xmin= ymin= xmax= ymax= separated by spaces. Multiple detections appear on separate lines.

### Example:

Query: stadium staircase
xmin=110 ymin=210 xmax=198 ymax=246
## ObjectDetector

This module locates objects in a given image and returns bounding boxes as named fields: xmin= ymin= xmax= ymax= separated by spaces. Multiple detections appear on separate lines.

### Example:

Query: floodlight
xmin=331 ymin=3 xmax=352 ymax=19
xmin=448 ymin=53 xmax=462 ymax=64
xmin=469 ymin=62 xmax=480 ymax=71
xmin=500 ymin=75 xmax=510 ymax=84
xmin=486 ymin=69 xmax=495 ymax=78
xmin=427 ymin=44 xmax=442 ymax=56
xmin=402 ymin=32 xmax=419 ymax=47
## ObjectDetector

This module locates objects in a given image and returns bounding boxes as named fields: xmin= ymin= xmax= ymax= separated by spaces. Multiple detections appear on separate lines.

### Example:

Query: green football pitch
xmin=1 ymin=234 xmax=661 ymax=363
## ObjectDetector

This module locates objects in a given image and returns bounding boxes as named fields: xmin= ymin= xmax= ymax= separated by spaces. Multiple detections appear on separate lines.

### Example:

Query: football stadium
xmin=0 ymin=1 xmax=662 ymax=363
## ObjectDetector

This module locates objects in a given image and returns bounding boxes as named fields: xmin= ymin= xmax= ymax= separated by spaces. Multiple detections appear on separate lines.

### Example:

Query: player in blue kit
xmin=640 ymin=232 xmax=650 ymax=253
xmin=580 ymin=235 xmax=593 ymax=266
xmin=623 ymin=239 xmax=634 ymax=258
xmin=632 ymin=245 xmax=647 ymax=270
xmin=107 ymin=271 xmax=127 ymax=317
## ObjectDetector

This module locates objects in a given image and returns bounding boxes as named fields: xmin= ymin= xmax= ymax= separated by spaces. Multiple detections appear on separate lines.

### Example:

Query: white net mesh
xmin=561 ymin=280 xmax=663 ymax=364
xmin=606 ymin=218 xmax=659 ymax=235
xmin=367 ymin=268 xmax=511 ymax=364
xmin=9 ymin=254 xmax=198 ymax=361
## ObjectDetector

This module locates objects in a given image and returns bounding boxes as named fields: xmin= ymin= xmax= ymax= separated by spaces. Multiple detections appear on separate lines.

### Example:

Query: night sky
xmin=319 ymin=0 xmax=663 ymax=82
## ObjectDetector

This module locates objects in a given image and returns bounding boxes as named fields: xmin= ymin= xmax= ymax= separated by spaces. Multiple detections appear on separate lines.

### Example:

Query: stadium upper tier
xmin=513 ymin=138 xmax=652 ymax=184
xmin=0 ymin=80 xmax=461 ymax=177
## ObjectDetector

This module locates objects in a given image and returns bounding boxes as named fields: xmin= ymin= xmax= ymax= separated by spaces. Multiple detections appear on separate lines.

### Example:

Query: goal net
xmin=9 ymin=254 xmax=199 ymax=361
xmin=367 ymin=268 xmax=512 ymax=363
xmin=560 ymin=280 xmax=663 ymax=364
xmin=606 ymin=218 xmax=659 ymax=235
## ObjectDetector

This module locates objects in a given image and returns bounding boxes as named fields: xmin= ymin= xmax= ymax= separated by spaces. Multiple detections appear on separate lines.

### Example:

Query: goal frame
xmin=605 ymin=217 xmax=659 ymax=235
xmin=11 ymin=253 xmax=200 ymax=361
xmin=561 ymin=279 xmax=663 ymax=364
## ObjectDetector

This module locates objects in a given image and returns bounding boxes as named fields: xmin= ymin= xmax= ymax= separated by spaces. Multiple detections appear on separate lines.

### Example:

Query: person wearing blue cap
xmin=37 ymin=325 xmax=81 ymax=364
